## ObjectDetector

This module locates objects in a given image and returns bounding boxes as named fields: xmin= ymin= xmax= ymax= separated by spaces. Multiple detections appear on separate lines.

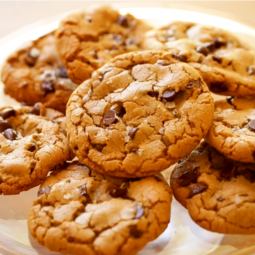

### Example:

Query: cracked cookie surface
xmin=206 ymin=97 xmax=255 ymax=163
xmin=28 ymin=162 xmax=172 ymax=255
xmin=170 ymin=142 xmax=255 ymax=234
xmin=1 ymin=32 xmax=78 ymax=113
xmin=66 ymin=51 xmax=214 ymax=178
xmin=142 ymin=21 xmax=255 ymax=97
xmin=55 ymin=6 xmax=152 ymax=84
xmin=0 ymin=104 xmax=70 ymax=194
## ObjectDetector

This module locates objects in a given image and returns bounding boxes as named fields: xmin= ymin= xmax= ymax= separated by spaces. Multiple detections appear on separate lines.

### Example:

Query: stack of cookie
xmin=0 ymin=4 xmax=254 ymax=255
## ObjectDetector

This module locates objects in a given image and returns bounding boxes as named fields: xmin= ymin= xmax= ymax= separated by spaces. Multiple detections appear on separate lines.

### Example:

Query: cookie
xmin=206 ymin=97 xmax=255 ymax=163
xmin=55 ymin=6 xmax=152 ymax=84
xmin=142 ymin=22 xmax=255 ymax=97
xmin=0 ymin=104 xmax=70 ymax=194
xmin=1 ymin=32 xmax=78 ymax=113
xmin=66 ymin=51 xmax=214 ymax=178
xmin=170 ymin=142 xmax=255 ymax=234
xmin=28 ymin=162 xmax=172 ymax=255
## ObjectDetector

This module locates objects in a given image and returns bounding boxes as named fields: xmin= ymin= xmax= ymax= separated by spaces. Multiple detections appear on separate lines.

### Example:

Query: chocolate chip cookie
xmin=171 ymin=142 xmax=255 ymax=234
xmin=0 ymin=104 xmax=70 ymax=194
xmin=55 ymin=5 xmax=152 ymax=84
xmin=28 ymin=162 xmax=172 ymax=255
xmin=206 ymin=97 xmax=255 ymax=163
xmin=143 ymin=22 xmax=255 ymax=96
xmin=66 ymin=51 xmax=214 ymax=178
xmin=1 ymin=32 xmax=78 ymax=113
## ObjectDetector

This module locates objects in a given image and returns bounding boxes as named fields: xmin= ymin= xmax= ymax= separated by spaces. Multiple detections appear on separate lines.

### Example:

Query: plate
xmin=0 ymin=4 xmax=255 ymax=255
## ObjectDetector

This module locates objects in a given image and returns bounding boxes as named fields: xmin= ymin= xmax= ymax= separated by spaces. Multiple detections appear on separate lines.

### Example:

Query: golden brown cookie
xmin=66 ymin=51 xmax=214 ymax=178
xmin=55 ymin=5 xmax=152 ymax=84
xmin=0 ymin=104 xmax=70 ymax=194
xmin=170 ymin=142 xmax=255 ymax=234
xmin=28 ymin=162 xmax=172 ymax=255
xmin=1 ymin=32 xmax=78 ymax=113
xmin=206 ymin=97 xmax=255 ymax=163
xmin=142 ymin=22 xmax=255 ymax=97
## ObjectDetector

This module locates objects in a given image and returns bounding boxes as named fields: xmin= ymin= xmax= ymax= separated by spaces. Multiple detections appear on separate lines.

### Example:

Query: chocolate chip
xmin=30 ymin=103 xmax=41 ymax=115
xmin=28 ymin=145 xmax=36 ymax=152
xmin=185 ymin=79 xmax=201 ymax=89
xmin=0 ymin=109 xmax=15 ymax=119
xmin=110 ymin=45 xmax=118 ymax=51
xmin=210 ymin=82 xmax=228 ymax=93
xmin=213 ymin=38 xmax=226 ymax=48
xmin=117 ymin=16 xmax=129 ymax=27
xmin=0 ymin=120 xmax=12 ymax=132
xmin=148 ymin=91 xmax=159 ymax=99
xmin=134 ymin=205 xmax=144 ymax=219
xmin=162 ymin=90 xmax=176 ymax=101
xmin=217 ymin=197 xmax=225 ymax=202
xmin=129 ymin=225 xmax=143 ymax=238
xmin=93 ymin=144 xmax=106 ymax=152
xmin=37 ymin=186 xmax=51 ymax=196
xmin=41 ymin=80 xmax=55 ymax=96
xmin=248 ymin=66 xmax=255 ymax=75
xmin=204 ymin=42 xmax=215 ymax=52
xmin=24 ymin=49 xmax=39 ymax=66
xmin=226 ymin=96 xmax=234 ymax=106
xmin=79 ymin=184 xmax=87 ymax=197
xmin=130 ymin=148 xmax=138 ymax=153
xmin=111 ymin=104 xmax=126 ymax=117
xmin=113 ymin=34 xmax=123 ymax=44
xmin=103 ymin=110 xmax=117 ymax=125
xmin=109 ymin=187 xmax=128 ymax=198
xmin=173 ymin=54 xmax=187 ymax=62
xmin=212 ymin=55 xmax=222 ymax=64
xmin=67 ymin=237 xmax=74 ymax=242
xmin=129 ymin=127 xmax=138 ymax=139
xmin=126 ymin=38 xmax=136 ymax=46
xmin=189 ymin=183 xmax=208 ymax=198
xmin=157 ymin=60 xmax=169 ymax=66
xmin=58 ymin=66 xmax=68 ymax=78
xmin=3 ymin=129 xmax=17 ymax=141
xmin=249 ymin=119 xmax=255 ymax=131
xmin=178 ymin=168 xmax=198 ymax=186
xmin=196 ymin=45 xmax=210 ymax=56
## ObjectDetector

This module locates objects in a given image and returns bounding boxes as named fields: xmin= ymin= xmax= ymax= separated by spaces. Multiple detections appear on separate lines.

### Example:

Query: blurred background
xmin=0 ymin=1 xmax=255 ymax=39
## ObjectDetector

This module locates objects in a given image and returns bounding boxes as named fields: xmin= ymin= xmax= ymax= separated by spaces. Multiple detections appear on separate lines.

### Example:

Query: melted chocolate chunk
xmin=30 ymin=103 xmax=41 ymax=115
xmin=162 ymin=90 xmax=176 ymax=101
xmin=129 ymin=127 xmax=139 ymax=139
xmin=79 ymin=184 xmax=87 ymax=197
xmin=129 ymin=225 xmax=143 ymax=238
xmin=242 ymin=169 xmax=255 ymax=183
xmin=213 ymin=38 xmax=227 ymax=48
xmin=41 ymin=80 xmax=55 ymax=96
xmin=212 ymin=55 xmax=222 ymax=64
xmin=196 ymin=45 xmax=210 ymax=56
xmin=249 ymin=119 xmax=255 ymax=131
xmin=189 ymin=183 xmax=208 ymax=198
xmin=217 ymin=197 xmax=225 ymax=202
xmin=0 ymin=109 xmax=15 ymax=120
xmin=103 ymin=110 xmax=117 ymax=125
xmin=220 ymin=165 xmax=233 ymax=180
xmin=3 ymin=129 xmax=17 ymax=141
xmin=58 ymin=66 xmax=68 ymax=78
xmin=173 ymin=54 xmax=187 ymax=62
xmin=117 ymin=16 xmax=129 ymax=27
xmin=28 ymin=145 xmax=37 ymax=152
xmin=109 ymin=187 xmax=128 ymax=198
xmin=134 ymin=205 xmax=144 ymax=219
xmin=111 ymin=104 xmax=126 ymax=117
xmin=0 ymin=120 xmax=12 ymax=133
xmin=178 ymin=168 xmax=198 ymax=186
xmin=37 ymin=186 xmax=51 ymax=196
xmin=148 ymin=91 xmax=159 ymax=99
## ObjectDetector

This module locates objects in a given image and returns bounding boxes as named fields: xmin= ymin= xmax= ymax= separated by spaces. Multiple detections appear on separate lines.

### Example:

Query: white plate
xmin=0 ymin=5 xmax=255 ymax=255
